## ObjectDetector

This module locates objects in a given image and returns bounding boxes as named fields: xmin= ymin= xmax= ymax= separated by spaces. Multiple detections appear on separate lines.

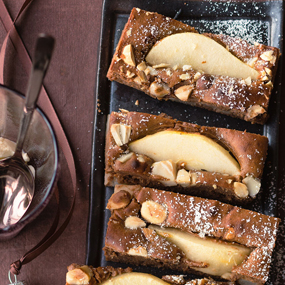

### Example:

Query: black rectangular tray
xmin=87 ymin=1 xmax=284 ymax=284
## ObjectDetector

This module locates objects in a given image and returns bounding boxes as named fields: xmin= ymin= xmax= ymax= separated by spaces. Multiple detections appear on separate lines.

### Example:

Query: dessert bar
xmin=66 ymin=263 xmax=132 ymax=285
xmin=107 ymin=8 xmax=280 ymax=124
xmin=105 ymin=111 xmax=268 ymax=203
xmin=104 ymin=185 xmax=280 ymax=284
xmin=66 ymin=263 xmax=234 ymax=284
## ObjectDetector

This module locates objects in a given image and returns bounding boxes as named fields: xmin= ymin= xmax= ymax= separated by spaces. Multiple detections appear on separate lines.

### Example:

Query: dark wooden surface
xmin=0 ymin=0 xmax=103 ymax=284
xmin=0 ymin=1 xmax=284 ymax=285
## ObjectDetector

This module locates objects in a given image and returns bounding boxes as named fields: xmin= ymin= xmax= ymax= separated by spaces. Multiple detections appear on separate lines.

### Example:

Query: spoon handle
xmin=15 ymin=34 xmax=55 ymax=155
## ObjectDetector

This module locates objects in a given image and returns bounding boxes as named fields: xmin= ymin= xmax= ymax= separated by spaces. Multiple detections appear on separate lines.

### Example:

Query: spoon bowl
xmin=0 ymin=159 xmax=34 ymax=227
xmin=0 ymin=141 xmax=35 ymax=228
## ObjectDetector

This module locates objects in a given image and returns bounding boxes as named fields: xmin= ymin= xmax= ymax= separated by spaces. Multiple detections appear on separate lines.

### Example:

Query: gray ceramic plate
xmin=87 ymin=1 xmax=284 ymax=284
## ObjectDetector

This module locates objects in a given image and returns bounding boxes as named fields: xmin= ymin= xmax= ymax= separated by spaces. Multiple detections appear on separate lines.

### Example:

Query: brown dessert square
xmin=65 ymin=263 xmax=235 ymax=285
xmin=104 ymin=185 xmax=280 ymax=284
xmin=107 ymin=8 xmax=280 ymax=124
xmin=105 ymin=111 xmax=268 ymax=203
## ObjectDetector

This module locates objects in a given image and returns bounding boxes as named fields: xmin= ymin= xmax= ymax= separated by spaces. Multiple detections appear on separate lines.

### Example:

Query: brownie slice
xmin=66 ymin=263 xmax=235 ymax=284
xmin=107 ymin=8 xmax=280 ymax=124
xmin=105 ymin=111 xmax=268 ymax=204
xmin=66 ymin=263 xmax=132 ymax=284
xmin=104 ymin=185 xmax=280 ymax=284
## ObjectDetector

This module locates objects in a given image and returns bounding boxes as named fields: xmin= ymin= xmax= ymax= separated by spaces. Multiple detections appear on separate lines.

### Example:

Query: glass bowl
xmin=0 ymin=84 xmax=59 ymax=240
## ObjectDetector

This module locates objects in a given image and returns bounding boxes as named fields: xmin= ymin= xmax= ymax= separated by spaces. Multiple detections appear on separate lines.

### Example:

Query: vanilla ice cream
xmin=0 ymin=137 xmax=15 ymax=159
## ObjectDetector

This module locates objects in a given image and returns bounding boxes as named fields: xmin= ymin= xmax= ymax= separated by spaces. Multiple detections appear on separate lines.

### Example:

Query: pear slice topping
xmin=101 ymin=272 xmax=170 ymax=285
xmin=129 ymin=130 xmax=240 ymax=176
xmin=150 ymin=225 xmax=251 ymax=277
xmin=146 ymin=32 xmax=259 ymax=80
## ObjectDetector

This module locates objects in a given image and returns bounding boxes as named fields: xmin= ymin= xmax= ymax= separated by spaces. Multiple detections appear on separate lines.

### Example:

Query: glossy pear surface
xmin=146 ymin=32 xmax=259 ymax=80
xmin=151 ymin=225 xmax=251 ymax=277
xmin=129 ymin=130 xmax=240 ymax=176
xmin=101 ymin=272 xmax=170 ymax=285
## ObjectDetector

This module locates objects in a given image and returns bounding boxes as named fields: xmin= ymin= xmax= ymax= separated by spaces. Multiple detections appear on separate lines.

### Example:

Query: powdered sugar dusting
xmin=179 ymin=0 xmax=270 ymax=44
xmin=188 ymin=19 xmax=268 ymax=45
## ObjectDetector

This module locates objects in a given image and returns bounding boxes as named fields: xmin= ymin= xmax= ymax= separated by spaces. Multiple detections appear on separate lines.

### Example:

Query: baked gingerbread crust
xmin=66 ymin=264 xmax=132 ymax=284
xmin=66 ymin=263 xmax=235 ymax=285
xmin=107 ymin=8 xmax=280 ymax=124
xmin=104 ymin=185 xmax=280 ymax=284
xmin=105 ymin=111 xmax=268 ymax=203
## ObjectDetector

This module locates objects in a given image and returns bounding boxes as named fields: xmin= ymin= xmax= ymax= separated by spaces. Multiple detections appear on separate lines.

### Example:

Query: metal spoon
xmin=0 ymin=34 xmax=54 ymax=228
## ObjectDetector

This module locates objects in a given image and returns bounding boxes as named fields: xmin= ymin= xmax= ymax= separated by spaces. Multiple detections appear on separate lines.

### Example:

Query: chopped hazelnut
xmin=242 ymin=175 xmax=261 ymax=198
xmin=128 ymin=246 xmax=148 ymax=257
xmin=265 ymin=81 xmax=273 ymax=88
xmin=125 ymin=216 xmax=146 ymax=229
xmin=176 ymin=169 xmax=191 ymax=187
xmin=179 ymin=73 xmax=191 ymax=80
xmin=120 ymin=44 xmax=136 ymax=66
xmin=261 ymin=75 xmax=269 ymax=82
xmin=191 ymin=172 xmax=198 ymax=185
xmin=110 ymin=123 xmax=132 ymax=146
xmin=194 ymin=72 xmax=202 ymax=81
xmin=233 ymin=182 xmax=249 ymax=198
xmin=137 ymin=61 xmax=147 ymax=71
xmin=145 ymin=66 xmax=158 ymax=76
xmin=174 ymin=85 xmax=193 ymax=101
xmin=264 ymin=67 xmax=272 ymax=77
xmin=246 ymin=105 xmax=266 ymax=120
xmin=260 ymin=50 xmax=274 ymax=63
xmin=151 ymin=160 xmax=177 ymax=186
xmin=66 ymin=268 xmax=91 ymax=285
xmin=149 ymin=82 xmax=170 ymax=98
xmin=137 ymin=154 xmax=145 ymax=163
xmin=141 ymin=200 xmax=168 ymax=224
xmin=116 ymin=152 xmax=134 ymax=163
xmin=134 ymin=76 xmax=143 ymax=85
xmin=182 ymin=65 xmax=192 ymax=71
xmin=126 ymin=70 xmax=136 ymax=78
xmin=107 ymin=190 xmax=132 ymax=210
xmin=138 ymin=70 xmax=148 ymax=82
